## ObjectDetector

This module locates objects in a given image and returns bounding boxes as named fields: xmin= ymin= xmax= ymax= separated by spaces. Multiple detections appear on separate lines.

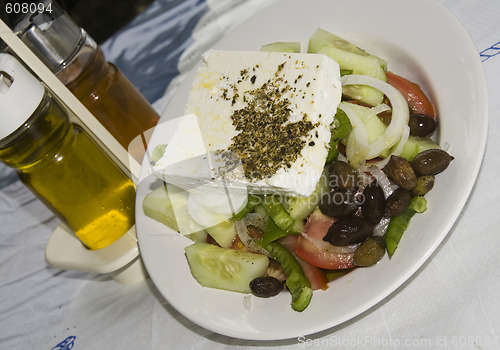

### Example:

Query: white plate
xmin=135 ymin=0 xmax=488 ymax=340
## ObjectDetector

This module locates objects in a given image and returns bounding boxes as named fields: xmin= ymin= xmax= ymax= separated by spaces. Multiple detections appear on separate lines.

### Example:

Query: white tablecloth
xmin=1 ymin=0 xmax=500 ymax=349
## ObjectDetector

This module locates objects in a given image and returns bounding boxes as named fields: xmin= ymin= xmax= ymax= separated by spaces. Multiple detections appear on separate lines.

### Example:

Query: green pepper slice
xmin=326 ymin=108 xmax=352 ymax=164
xmin=263 ymin=241 xmax=312 ymax=312
xmin=385 ymin=196 xmax=427 ymax=258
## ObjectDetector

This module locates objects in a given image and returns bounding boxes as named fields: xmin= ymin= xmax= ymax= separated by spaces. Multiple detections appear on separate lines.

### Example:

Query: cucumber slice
xmin=308 ymin=28 xmax=387 ymax=69
xmin=318 ymin=45 xmax=386 ymax=106
xmin=142 ymin=184 xmax=206 ymax=241
xmin=286 ymin=171 xmax=329 ymax=222
xmin=142 ymin=184 xmax=179 ymax=231
xmin=186 ymin=230 xmax=208 ymax=243
xmin=260 ymin=41 xmax=301 ymax=53
xmin=206 ymin=219 xmax=237 ymax=248
xmin=185 ymin=243 xmax=269 ymax=293
xmin=399 ymin=136 xmax=441 ymax=161
xmin=308 ymin=28 xmax=387 ymax=106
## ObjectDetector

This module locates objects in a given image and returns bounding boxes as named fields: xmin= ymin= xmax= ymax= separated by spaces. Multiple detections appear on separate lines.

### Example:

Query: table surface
xmin=1 ymin=0 xmax=500 ymax=349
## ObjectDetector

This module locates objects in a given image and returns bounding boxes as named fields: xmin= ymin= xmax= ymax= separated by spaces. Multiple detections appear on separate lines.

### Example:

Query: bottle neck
xmin=56 ymin=34 xmax=109 ymax=91
xmin=0 ymin=92 xmax=70 ymax=170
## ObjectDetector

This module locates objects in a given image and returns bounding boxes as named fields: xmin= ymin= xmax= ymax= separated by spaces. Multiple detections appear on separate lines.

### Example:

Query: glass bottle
xmin=0 ymin=53 xmax=136 ymax=250
xmin=13 ymin=0 xmax=160 ymax=162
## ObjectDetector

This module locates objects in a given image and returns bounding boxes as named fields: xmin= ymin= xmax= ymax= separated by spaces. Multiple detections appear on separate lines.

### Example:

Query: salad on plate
xmin=142 ymin=28 xmax=453 ymax=312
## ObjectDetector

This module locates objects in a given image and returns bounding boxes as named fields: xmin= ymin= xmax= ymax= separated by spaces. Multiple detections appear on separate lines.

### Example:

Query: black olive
xmin=249 ymin=276 xmax=283 ymax=298
xmin=411 ymin=149 xmax=454 ymax=175
xmin=354 ymin=236 xmax=386 ymax=267
xmin=409 ymin=114 xmax=438 ymax=137
xmin=385 ymin=187 xmax=412 ymax=217
xmin=319 ymin=190 xmax=358 ymax=218
xmin=323 ymin=216 xmax=374 ymax=246
xmin=384 ymin=155 xmax=418 ymax=190
xmin=412 ymin=175 xmax=435 ymax=196
xmin=328 ymin=160 xmax=359 ymax=191
xmin=361 ymin=182 xmax=386 ymax=224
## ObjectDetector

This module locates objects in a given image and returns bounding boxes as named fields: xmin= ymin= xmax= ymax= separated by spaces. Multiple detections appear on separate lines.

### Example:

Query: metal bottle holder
xmin=0 ymin=20 xmax=147 ymax=285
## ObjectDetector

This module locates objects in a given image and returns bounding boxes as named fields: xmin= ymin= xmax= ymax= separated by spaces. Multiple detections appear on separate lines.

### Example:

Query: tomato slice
xmin=295 ymin=212 xmax=355 ymax=270
xmin=296 ymin=236 xmax=355 ymax=270
xmin=302 ymin=212 xmax=336 ymax=239
xmin=279 ymin=235 xmax=329 ymax=291
xmin=385 ymin=71 xmax=436 ymax=118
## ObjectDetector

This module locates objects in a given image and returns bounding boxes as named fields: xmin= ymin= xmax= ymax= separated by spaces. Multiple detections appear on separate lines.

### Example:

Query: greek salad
xmin=143 ymin=28 xmax=453 ymax=312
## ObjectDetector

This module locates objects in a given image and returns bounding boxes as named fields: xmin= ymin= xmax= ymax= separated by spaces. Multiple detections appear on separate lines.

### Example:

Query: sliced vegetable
xmin=260 ymin=41 xmax=301 ymax=53
xmin=409 ymin=195 xmax=428 ymax=213
xmin=142 ymin=184 xmax=206 ymax=239
xmin=279 ymin=235 xmax=329 ymax=291
xmin=143 ymin=184 xmax=178 ymax=231
xmin=308 ymin=28 xmax=388 ymax=69
xmin=308 ymin=28 xmax=388 ymax=106
xmin=384 ymin=196 xmax=427 ymax=258
xmin=340 ymin=69 xmax=353 ymax=76
xmin=308 ymin=207 xmax=335 ymax=230
xmin=385 ymin=71 xmax=436 ymax=118
xmin=233 ymin=195 xmax=260 ymax=221
xmin=206 ymin=219 xmax=237 ymax=248
xmin=234 ymin=214 xmax=269 ymax=254
xmin=399 ymin=135 xmax=441 ymax=162
xmin=341 ymin=74 xmax=410 ymax=162
xmin=263 ymin=240 xmax=312 ymax=312
xmin=326 ymin=108 xmax=352 ymax=164
xmin=318 ymin=45 xmax=386 ymax=106
xmin=262 ymin=196 xmax=295 ymax=232
xmin=339 ymin=102 xmax=370 ymax=167
xmin=185 ymin=243 xmax=269 ymax=293
xmin=295 ymin=210 xmax=356 ymax=269
xmin=372 ymin=125 xmax=410 ymax=169
xmin=261 ymin=216 xmax=289 ymax=247
xmin=343 ymin=103 xmax=391 ymax=144
xmin=188 ymin=230 xmax=208 ymax=243
xmin=286 ymin=171 xmax=329 ymax=221
xmin=296 ymin=235 xmax=356 ymax=269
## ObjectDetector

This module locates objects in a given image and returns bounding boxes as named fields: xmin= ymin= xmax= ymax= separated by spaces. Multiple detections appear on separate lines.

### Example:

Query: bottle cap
xmin=13 ymin=0 xmax=85 ymax=73
xmin=0 ymin=54 xmax=45 ymax=140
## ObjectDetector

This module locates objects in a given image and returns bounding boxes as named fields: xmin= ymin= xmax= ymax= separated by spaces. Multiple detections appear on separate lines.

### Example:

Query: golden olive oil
xmin=0 ymin=92 xmax=136 ymax=250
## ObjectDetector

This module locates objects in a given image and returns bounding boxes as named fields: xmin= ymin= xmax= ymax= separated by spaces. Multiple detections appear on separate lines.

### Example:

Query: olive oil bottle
xmin=14 ymin=0 xmax=160 ymax=162
xmin=0 ymin=53 xmax=135 ymax=250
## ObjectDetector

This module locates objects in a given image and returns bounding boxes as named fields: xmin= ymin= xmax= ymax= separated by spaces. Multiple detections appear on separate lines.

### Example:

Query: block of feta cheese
xmin=154 ymin=50 xmax=341 ymax=199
